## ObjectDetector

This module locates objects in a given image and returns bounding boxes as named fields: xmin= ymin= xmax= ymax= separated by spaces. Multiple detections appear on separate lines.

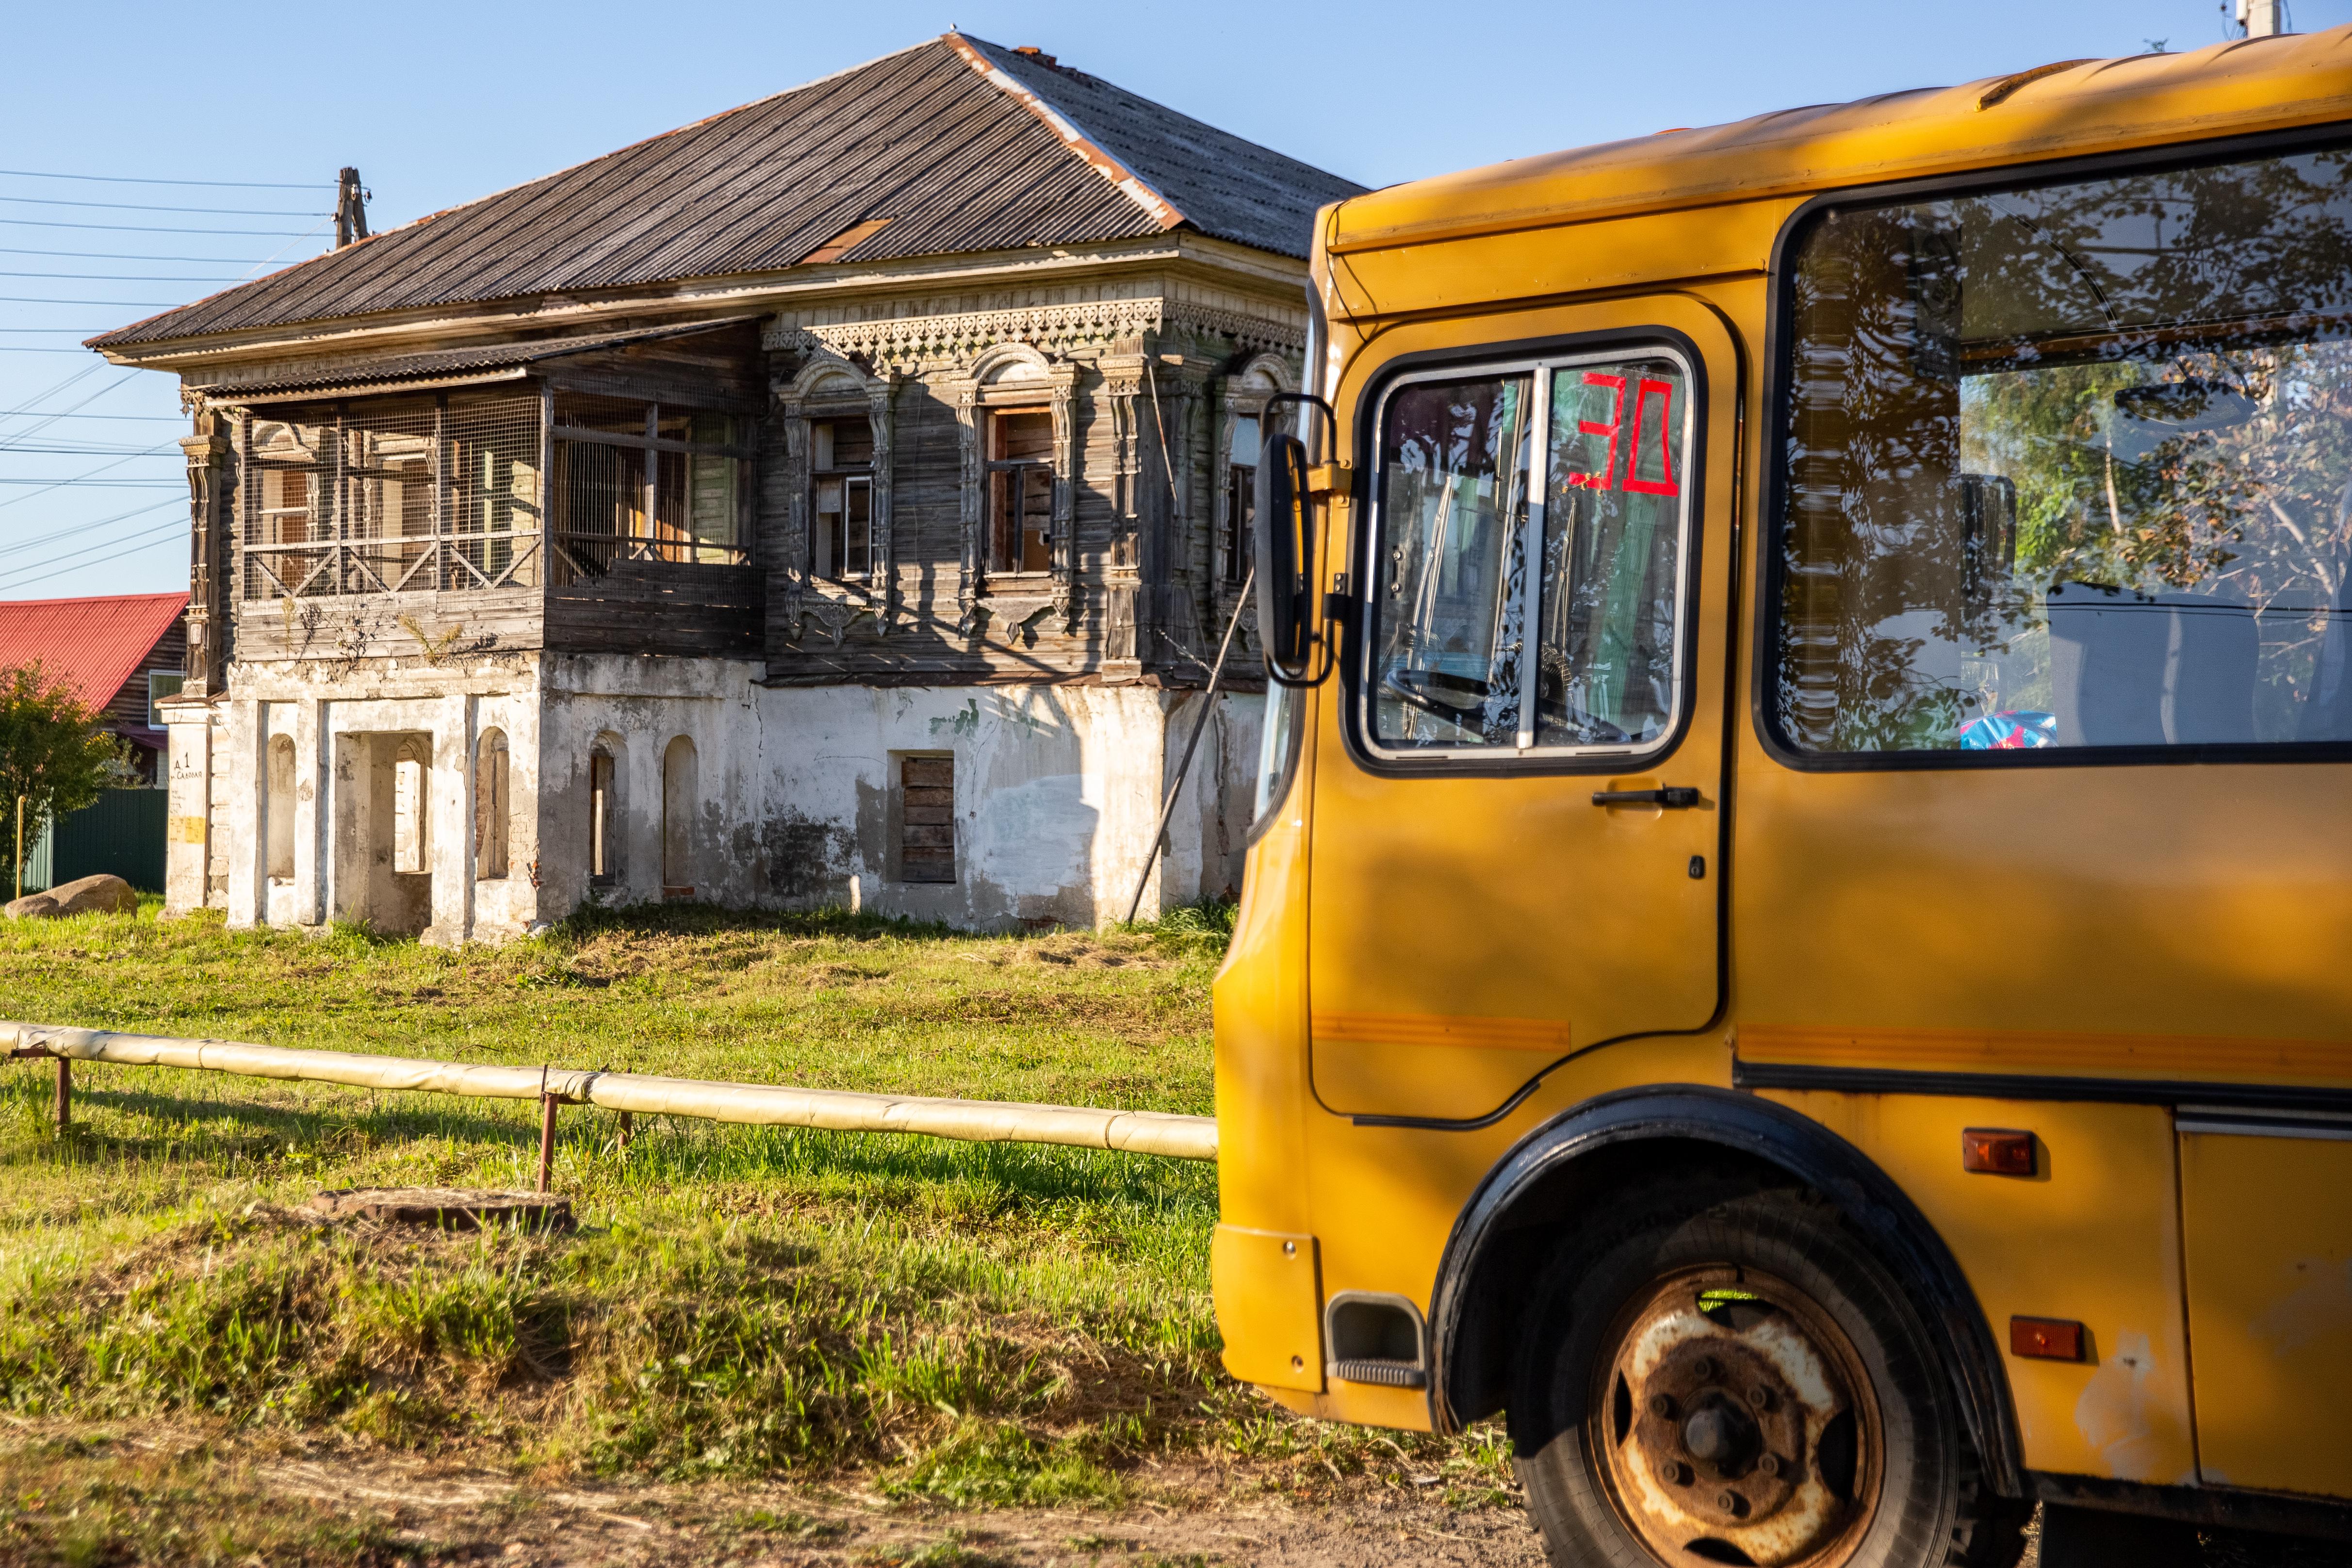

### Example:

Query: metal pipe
xmin=2 ymin=1021 xmax=1216 ymax=1161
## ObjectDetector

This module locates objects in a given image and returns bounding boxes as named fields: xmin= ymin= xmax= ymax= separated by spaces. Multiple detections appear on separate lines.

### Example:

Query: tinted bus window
xmin=1774 ymin=145 xmax=2352 ymax=755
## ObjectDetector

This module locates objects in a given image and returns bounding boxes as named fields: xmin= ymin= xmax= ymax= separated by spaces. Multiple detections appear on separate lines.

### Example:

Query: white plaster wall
xmin=537 ymin=654 xmax=767 ymax=915
xmin=194 ymin=652 xmax=1261 ymax=941
xmin=753 ymin=683 xmax=1263 ymax=930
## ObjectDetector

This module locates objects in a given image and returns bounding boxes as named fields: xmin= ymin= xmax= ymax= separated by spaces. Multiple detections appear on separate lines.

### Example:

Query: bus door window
xmin=1370 ymin=354 xmax=1695 ymax=760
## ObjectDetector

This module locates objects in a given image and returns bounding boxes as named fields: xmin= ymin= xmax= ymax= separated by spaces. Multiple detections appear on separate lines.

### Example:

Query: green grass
xmin=0 ymin=897 xmax=1506 ymax=1561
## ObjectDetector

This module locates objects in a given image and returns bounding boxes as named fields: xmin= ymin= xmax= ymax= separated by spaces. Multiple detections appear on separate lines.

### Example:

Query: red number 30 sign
xmin=1563 ymin=372 xmax=1679 ymax=497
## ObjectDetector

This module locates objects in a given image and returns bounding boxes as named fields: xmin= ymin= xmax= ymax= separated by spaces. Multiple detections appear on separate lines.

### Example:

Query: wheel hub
xmin=1592 ymin=1269 xmax=1879 ymax=1568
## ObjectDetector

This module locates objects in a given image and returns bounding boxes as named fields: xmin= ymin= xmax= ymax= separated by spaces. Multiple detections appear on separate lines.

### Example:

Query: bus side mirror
xmin=1255 ymin=433 xmax=1316 ymax=683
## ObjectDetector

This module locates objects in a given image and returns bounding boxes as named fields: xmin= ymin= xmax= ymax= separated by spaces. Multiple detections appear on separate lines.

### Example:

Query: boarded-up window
xmin=899 ymin=756 xmax=954 ymax=883
xmin=475 ymin=729 xmax=509 ymax=880
xmin=266 ymin=734 xmax=296 ymax=882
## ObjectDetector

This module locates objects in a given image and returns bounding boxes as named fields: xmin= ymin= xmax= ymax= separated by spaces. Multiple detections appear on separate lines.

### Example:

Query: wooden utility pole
xmin=334 ymin=168 xmax=370 ymax=248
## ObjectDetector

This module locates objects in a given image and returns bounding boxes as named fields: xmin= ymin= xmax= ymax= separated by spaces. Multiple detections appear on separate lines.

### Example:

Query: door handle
xmin=1591 ymin=787 xmax=1701 ymax=808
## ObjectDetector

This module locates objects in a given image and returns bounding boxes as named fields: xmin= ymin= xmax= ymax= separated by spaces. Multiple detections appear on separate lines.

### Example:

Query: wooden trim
xmin=550 ymin=423 xmax=754 ymax=458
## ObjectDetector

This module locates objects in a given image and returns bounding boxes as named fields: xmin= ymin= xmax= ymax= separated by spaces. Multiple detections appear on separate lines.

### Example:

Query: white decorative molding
xmin=766 ymin=298 xmax=1301 ymax=370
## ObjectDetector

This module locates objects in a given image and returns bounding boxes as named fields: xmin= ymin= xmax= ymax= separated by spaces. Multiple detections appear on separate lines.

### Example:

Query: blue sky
xmin=0 ymin=0 xmax=2342 ymax=601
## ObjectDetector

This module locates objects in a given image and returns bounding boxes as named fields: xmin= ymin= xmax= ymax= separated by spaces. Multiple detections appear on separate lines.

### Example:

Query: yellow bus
xmin=1213 ymin=29 xmax=2352 ymax=1567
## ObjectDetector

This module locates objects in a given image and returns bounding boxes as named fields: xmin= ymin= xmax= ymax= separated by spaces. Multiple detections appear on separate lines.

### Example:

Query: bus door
xmin=1308 ymin=300 xmax=1741 ymax=1121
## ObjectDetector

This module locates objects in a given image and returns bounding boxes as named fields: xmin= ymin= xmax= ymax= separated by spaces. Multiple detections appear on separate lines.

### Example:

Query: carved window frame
xmin=775 ymin=354 xmax=896 ymax=627
xmin=1217 ymin=353 xmax=1295 ymax=591
xmin=947 ymin=345 xmax=1078 ymax=629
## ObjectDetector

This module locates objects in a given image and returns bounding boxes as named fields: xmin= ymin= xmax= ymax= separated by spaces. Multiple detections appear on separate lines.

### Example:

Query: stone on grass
xmin=310 ymin=1187 xmax=574 ymax=1232
xmin=4 ymin=873 xmax=137 ymax=920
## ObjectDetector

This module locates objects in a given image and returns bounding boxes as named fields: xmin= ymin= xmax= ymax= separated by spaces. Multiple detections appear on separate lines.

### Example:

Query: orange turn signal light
xmin=2010 ymin=1316 xmax=2084 ymax=1361
xmin=1960 ymin=1127 xmax=2036 ymax=1176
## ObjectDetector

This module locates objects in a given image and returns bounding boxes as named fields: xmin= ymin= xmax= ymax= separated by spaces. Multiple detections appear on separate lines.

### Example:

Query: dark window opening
xmin=1225 ymin=413 xmax=1261 ymax=586
xmin=987 ymin=409 xmax=1054 ymax=575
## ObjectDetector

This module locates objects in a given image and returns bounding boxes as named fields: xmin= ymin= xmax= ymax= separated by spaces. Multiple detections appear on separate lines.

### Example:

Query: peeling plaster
xmin=170 ymin=652 xmax=1262 ymax=940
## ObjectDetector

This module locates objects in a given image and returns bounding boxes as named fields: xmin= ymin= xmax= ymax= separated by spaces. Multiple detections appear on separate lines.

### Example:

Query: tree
xmin=0 ymin=662 xmax=129 ymax=894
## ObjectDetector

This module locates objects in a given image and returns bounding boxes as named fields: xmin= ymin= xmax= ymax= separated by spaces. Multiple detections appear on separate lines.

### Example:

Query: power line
xmin=0 ymin=297 xmax=189 ymax=308
xmin=0 ymin=410 xmax=182 ymax=421
xmin=0 ymin=442 xmax=169 ymax=456
xmin=0 ymin=441 xmax=178 ymax=509
xmin=0 ymin=514 xmax=187 ymax=592
xmin=0 ymin=194 xmax=327 ymax=218
xmin=0 ymin=218 xmax=318 ymax=236
xmin=0 ymin=167 xmax=328 ymax=191
xmin=0 ymin=247 xmax=273 ymax=264
xmin=0 ymin=496 xmax=183 ymax=562
xmin=0 ymin=271 xmax=244 ymax=283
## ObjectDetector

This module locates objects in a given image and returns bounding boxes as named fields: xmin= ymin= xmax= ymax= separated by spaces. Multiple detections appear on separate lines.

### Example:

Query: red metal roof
xmin=0 ymin=593 xmax=188 ymax=711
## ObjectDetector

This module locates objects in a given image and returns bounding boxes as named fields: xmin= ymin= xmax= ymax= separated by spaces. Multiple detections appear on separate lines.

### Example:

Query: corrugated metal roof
xmin=90 ymin=35 xmax=1364 ymax=353
xmin=0 ymin=593 xmax=188 ymax=712
xmin=962 ymin=38 xmax=1362 ymax=261
xmin=189 ymin=316 xmax=762 ymax=400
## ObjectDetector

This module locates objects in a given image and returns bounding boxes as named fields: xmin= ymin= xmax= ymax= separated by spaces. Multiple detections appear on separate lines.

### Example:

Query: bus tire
xmin=1507 ymin=1174 xmax=2027 ymax=1568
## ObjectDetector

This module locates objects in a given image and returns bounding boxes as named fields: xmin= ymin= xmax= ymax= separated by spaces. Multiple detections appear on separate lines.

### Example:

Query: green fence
xmin=23 ymin=789 xmax=168 ymax=895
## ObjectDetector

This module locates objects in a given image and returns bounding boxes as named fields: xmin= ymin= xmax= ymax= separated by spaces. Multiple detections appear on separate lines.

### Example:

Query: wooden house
xmin=90 ymin=35 xmax=1359 ymax=939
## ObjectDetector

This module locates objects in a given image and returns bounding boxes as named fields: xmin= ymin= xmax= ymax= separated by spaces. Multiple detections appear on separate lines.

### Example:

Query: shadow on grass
xmin=553 ymin=899 xmax=961 ymax=945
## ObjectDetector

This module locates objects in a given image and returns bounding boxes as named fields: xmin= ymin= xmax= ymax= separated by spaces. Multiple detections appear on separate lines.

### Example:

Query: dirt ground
xmin=0 ymin=1422 xmax=1550 ymax=1568
xmin=294 ymin=1459 xmax=1553 ymax=1568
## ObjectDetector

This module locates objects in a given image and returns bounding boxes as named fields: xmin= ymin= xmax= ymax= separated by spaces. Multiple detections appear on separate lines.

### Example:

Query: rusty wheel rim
xmin=1587 ymin=1266 xmax=1883 ymax=1568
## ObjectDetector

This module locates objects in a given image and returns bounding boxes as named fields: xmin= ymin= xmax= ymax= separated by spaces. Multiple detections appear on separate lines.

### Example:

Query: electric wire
xmin=0 ymin=218 xmax=317 ymax=236
xmin=0 ymin=363 xmax=109 ymax=434
xmin=0 ymin=410 xmax=181 ymax=421
xmin=0 ymin=513 xmax=187 ymax=591
xmin=0 ymin=247 xmax=272 ymax=264
xmin=0 ymin=441 xmax=177 ymax=510
xmin=0 ymin=168 xmax=328 ymax=191
xmin=0 ymin=271 xmax=244 ymax=283
xmin=0 ymin=371 xmax=143 ymax=448
xmin=0 ymin=298 xmax=191 ymax=308
xmin=0 ymin=195 xmax=326 ymax=218
xmin=0 ymin=495 xmax=183 ymax=561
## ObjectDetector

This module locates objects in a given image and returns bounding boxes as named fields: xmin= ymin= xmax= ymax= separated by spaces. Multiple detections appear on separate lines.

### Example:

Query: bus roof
xmin=1326 ymin=28 xmax=2352 ymax=259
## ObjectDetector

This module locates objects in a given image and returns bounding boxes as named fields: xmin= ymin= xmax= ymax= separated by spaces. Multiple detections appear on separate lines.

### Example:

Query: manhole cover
xmin=310 ymin=1188 xmax=574 ymax=1231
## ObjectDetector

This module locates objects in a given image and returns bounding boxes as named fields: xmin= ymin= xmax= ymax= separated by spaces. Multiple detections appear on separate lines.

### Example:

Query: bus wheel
xmin=1509 ymin=1180 xmax=2025 ymax=1568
